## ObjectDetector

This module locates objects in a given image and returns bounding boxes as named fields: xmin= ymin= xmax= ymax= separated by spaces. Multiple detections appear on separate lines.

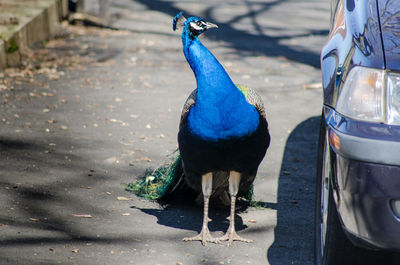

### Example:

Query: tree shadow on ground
xmin=267 ymin=116 xmax=320 ymax=264
xmin=0 ymin=136 xmax=140 ymax=246
xmin=130 ymin=0 xmax=328 ymax=68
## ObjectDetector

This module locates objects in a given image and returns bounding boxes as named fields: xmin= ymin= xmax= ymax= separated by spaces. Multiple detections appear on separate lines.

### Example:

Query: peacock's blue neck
xmin=182 ymin=31 xmax=259 ymax=141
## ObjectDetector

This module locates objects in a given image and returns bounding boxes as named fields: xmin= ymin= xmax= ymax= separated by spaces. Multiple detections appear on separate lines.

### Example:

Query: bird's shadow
xmin=131 ymin=195 xmax=254 ymax=234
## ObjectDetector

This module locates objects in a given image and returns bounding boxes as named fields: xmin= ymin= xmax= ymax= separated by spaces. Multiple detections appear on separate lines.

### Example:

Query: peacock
xmin=173 ymin=12 xmax=270 ymax=246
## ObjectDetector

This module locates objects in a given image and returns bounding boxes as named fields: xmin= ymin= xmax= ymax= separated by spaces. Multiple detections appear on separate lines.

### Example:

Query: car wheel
xmin=314 ymin=113 xmax=356 ymax=265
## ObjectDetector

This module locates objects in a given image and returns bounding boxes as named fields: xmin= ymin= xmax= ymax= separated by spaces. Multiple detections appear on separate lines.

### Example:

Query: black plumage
xmin=178 ymin=114 xmax=269 ymax=196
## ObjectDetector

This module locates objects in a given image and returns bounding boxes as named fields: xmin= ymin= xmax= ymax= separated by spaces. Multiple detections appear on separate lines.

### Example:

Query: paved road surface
xmin=0 ymin=0 xmax=329 ymax=264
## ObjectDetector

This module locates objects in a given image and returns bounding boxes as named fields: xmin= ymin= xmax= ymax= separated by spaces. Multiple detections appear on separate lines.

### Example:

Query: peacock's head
xmin=173 ymin=11 xmax=218 ymax=38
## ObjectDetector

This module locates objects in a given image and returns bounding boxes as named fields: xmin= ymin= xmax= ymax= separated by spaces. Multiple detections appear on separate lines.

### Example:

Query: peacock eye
xmin=196 ymin=21 xmax=203 ymax=27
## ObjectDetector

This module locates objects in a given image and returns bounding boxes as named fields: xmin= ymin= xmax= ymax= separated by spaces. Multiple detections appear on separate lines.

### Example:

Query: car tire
xmin=314 ymin=112 xmax=357 ymax=265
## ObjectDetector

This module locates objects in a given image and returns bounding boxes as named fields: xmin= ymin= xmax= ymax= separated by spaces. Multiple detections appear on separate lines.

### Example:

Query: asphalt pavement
xmin=0 ymin=0 xmax=329 ymax=264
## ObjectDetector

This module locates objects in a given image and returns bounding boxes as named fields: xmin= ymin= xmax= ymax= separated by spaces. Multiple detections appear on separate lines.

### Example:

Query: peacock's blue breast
xmin=187 ymin=94 xmax=260 ymax=141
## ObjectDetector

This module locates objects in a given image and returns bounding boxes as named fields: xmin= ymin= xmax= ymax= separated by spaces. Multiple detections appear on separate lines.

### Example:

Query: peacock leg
xmin=218 ymin=171 xmax=253 ymax=246
xmin=183 ymin=172 xmax=220 ymax=245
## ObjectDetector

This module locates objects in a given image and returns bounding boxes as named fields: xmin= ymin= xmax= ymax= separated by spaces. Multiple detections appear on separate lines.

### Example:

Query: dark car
xmin=315 ymin=0 xmax=400 ymax=264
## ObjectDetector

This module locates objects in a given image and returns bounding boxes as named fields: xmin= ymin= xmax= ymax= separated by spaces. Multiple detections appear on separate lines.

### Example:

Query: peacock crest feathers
xmin=172 ymin=11 xmax=186 ymax=31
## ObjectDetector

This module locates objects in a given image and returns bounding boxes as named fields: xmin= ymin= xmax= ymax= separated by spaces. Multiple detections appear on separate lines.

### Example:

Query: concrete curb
xmin=0 ymin=0 xmax=68 ymax=70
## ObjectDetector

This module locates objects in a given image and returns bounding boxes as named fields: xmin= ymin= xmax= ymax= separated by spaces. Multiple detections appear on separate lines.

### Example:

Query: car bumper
xmin=333 ymin=157 xmax=400 ymax=250
xmin=325 ymin=108 xmax=400 ymax=250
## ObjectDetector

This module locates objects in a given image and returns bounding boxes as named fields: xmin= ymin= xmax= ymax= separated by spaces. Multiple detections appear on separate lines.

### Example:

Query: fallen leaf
xmin=122 ymin=213 xmax=131 ymax=216
xmin=117 ymin=196 xmax=131 ymax=201
xmin=80 ymin=185 xmax=92 ymax=189
xmin=140 ymin=157 xmax=151 ymax=162
xmin=72 ymin=214 xmax=93 ymax=218
xmin=119 ymin=140 xmax=135 ymax=146
xmin=72 ymin=249 xmax=79 ymax=253
xmin=29 ymin=218 xmax=39 ymax=222
xmin=44 ymin=149 xmax=56 ymax=153
xmin=302 ymin=82 xmax=322 ymax=90
xmin=143 ymin=81 xmax=152 ymax=88
xmin=247 ymin=219 xmax=257 ymax=223
xmin=29 ymin=92 xmax=41 ymax=98
xmin=105 ymin=157 xmax=119 ymax=164
xmin=123 ymin=150 xmax=135 ymax=155
xmin=60 ymin=125 xmax=68 ymax=130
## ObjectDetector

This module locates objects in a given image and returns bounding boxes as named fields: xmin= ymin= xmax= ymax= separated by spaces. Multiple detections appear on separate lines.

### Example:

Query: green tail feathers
xmin=126 ymin=152 xmax=259 ymax=206
xmin=125 ymin=154 xmax=184 ymax=200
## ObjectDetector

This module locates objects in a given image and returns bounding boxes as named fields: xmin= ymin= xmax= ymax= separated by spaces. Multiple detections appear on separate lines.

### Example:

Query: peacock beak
xmin=205 ymin=22 xmax=218 ymax=30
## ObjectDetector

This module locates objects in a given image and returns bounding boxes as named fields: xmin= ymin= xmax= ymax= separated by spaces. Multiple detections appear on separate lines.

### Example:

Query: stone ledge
xmin=0 ymin=0 xmax=68 ymax=70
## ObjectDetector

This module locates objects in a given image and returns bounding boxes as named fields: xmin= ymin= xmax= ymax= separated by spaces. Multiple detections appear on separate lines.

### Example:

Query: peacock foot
xmin=183 ymin=228 xmax=220 ymax=246
xmin=217 ymin=230 xmax=253 ymax=246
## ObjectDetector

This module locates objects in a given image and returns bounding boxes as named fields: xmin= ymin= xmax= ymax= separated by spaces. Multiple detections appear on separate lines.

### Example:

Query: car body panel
xmin=325 ymin=107 xmax=400 ymax=166
xmin=378 ymin=0 xmax=400 ymax=71
xmin=320 ymin=0 xmax=400 ymax=251
xmin=321 ymin=0 xmax=384 ymax=107
xmin=323 ymin=106 xmax=400 ymax=250
xmin=335 ymin=156 xmax=400 ymax=250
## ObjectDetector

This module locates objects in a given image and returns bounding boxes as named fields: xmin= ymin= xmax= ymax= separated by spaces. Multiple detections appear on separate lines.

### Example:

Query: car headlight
xmin=336 ymin=66 xmax=400 ymax=125
xmin=387 ymin=73 xmax=400 ymax=125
